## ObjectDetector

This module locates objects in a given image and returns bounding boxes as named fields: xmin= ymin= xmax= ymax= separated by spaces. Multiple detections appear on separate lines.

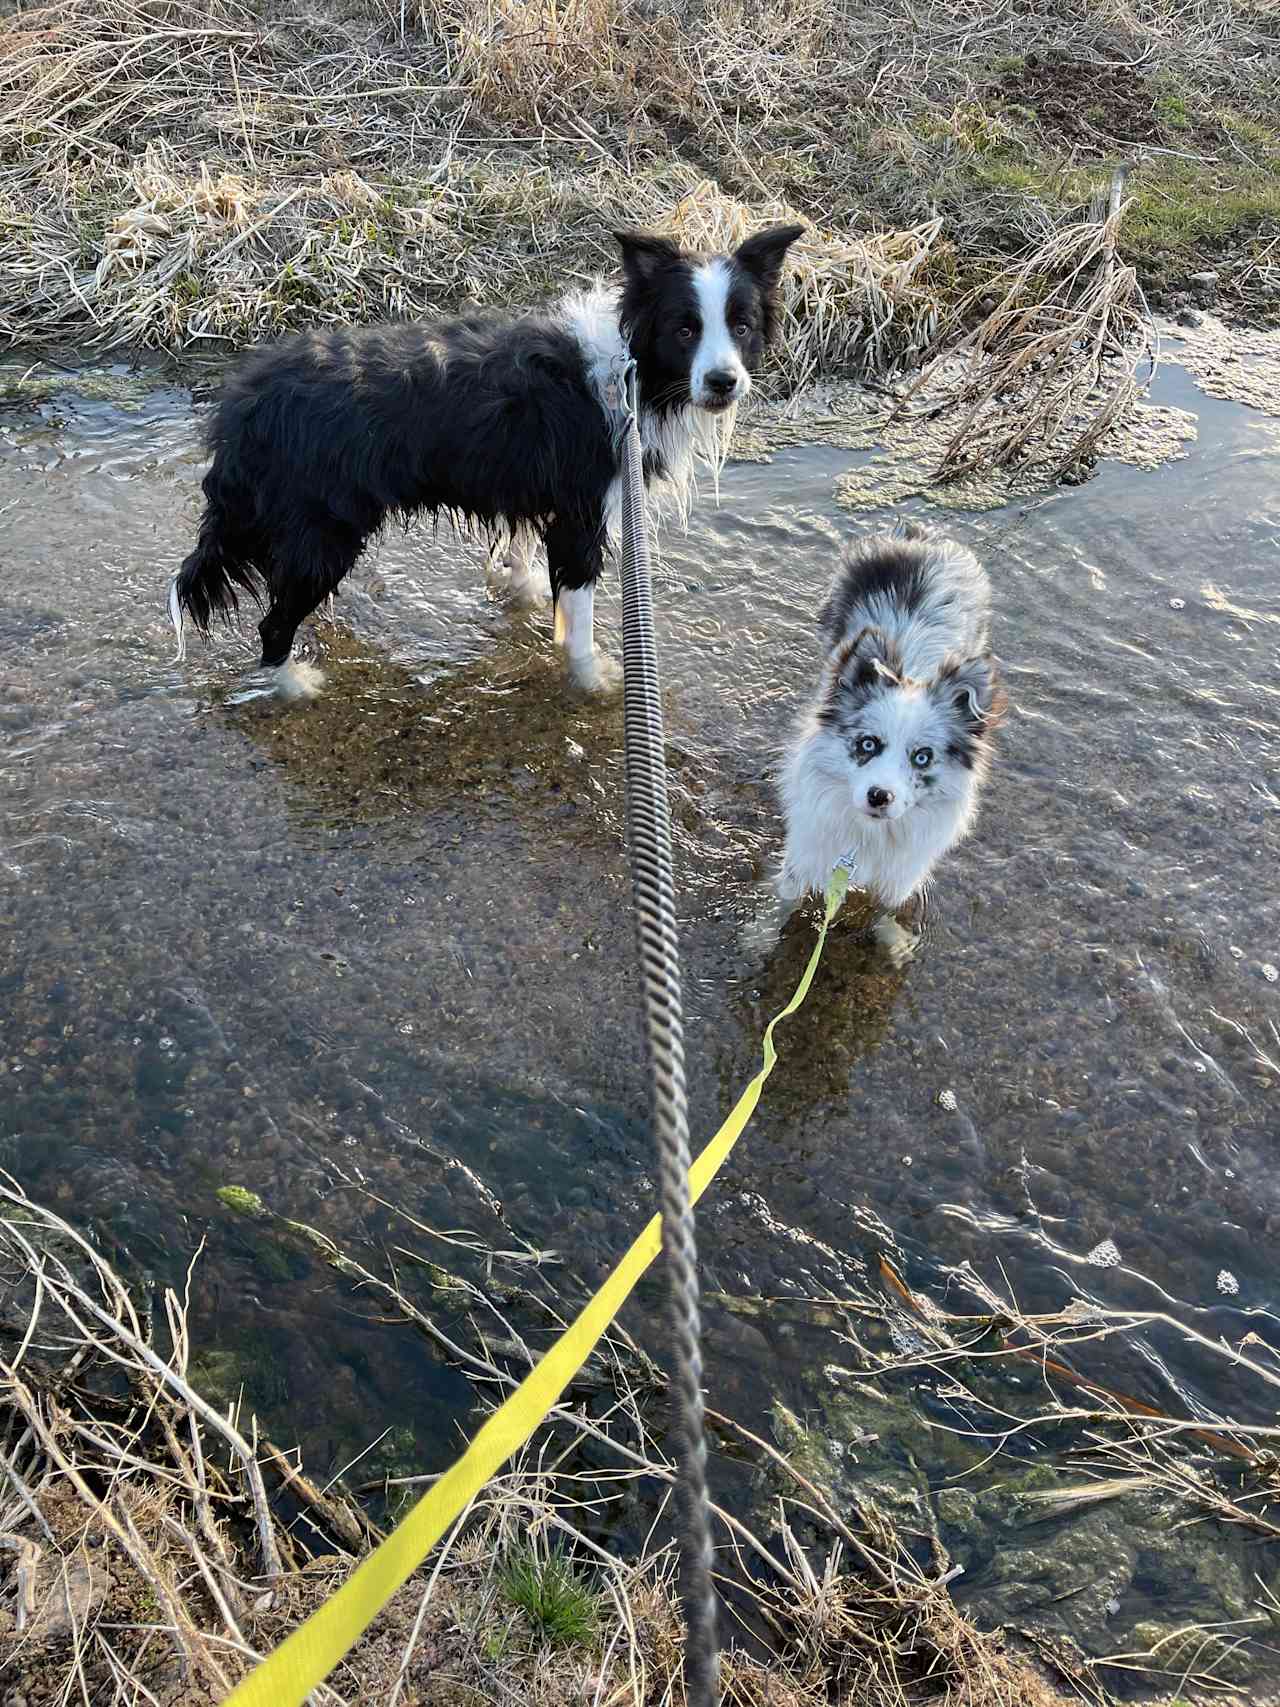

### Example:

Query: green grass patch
xmin=972 ymin=157 xmax=1090 ymax=203
xmin=1153 ymin=75 xmax=1193 ymax=132
xmin=1220 ymin=108 xmax=1280 ymax=153
xmin=912 ymin=103 xmax=1022 ymax=155
xmin=498 ymin=1545 xmax=600 ymax=1649
xmin=951 ymin=103 xmax=1017 ymax=155
xmin=1125 ymin=157 xmax=1280 ymax=265
xmin=961 ymin=142 xmax=1280 ymax=287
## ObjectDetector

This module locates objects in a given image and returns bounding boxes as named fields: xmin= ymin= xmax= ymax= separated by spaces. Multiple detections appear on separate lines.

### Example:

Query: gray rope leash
xmin=616 ymin=362 xmax=719 ymax=1707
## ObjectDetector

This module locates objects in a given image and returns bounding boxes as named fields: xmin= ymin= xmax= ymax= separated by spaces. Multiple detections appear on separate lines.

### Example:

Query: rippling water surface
xmin=2 ymin=352 xmax=1278 ymax=1675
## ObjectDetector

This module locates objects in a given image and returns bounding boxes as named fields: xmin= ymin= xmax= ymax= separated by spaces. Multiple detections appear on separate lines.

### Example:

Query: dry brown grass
xmin=0 ymin=1177 xmax=1102 ymax=1706
xmin=6 ymin=1161 xmax=1275 ymax=1702
xmin=2 ymin=0 xmax=1279 ymax=387
xmin=0 ymin=109 xmax=945 ymax=390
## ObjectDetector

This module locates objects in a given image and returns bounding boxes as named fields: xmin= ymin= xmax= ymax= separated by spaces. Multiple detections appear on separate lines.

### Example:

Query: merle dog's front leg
xmin=545 ymin=516 xmax=621 ymax=694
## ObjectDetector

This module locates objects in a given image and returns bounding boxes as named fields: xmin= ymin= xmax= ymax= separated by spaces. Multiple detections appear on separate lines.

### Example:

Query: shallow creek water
xmin=1 ymin=346 xmax=1278 ymax=1683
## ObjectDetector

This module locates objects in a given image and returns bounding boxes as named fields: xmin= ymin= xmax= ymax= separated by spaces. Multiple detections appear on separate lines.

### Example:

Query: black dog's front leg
xmin=544 ymin=515 xmax=619 ymax=693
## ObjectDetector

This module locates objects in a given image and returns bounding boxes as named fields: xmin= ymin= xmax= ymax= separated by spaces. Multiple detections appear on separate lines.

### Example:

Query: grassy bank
xmin=1 ymin=0 xmax=1279 ymax=372
xmin=0 ymin=1182 xmax=1087 ymax=1706
xmin=5 ymin=1178 xmax=1279 ymax=1704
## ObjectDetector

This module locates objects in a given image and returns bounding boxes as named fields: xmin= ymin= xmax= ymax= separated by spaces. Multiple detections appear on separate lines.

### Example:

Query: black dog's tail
xmin=168 ymin=475 xmax=265 ymax=661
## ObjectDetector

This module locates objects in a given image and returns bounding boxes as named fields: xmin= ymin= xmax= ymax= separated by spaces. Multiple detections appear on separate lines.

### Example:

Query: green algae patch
xmin=0 ymin=360 xmax=156 ymax=409
xmin=216 ymin=1183 xmax=267 ymax=1218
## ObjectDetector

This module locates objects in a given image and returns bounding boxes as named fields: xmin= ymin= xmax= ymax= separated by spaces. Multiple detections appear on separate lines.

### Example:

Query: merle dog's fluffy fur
xmin=777 ymin=522 xmax=1007 ymax=959
xmin=169 ymin=223 xmax=804 ymax=696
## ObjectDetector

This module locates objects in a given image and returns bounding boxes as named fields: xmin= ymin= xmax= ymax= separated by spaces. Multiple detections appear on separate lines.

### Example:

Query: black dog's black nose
xmin=704 ymin=369 xmax=737 ymax=397
xmin=867 ymin=785 xmax=893 ymax=810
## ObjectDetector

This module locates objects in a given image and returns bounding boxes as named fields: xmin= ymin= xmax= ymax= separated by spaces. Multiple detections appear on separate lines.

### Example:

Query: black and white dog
xmin=777 ymin=523 xmax=1007 ymax=962
xmin=169 ymin=224 xmax=804 ymax=696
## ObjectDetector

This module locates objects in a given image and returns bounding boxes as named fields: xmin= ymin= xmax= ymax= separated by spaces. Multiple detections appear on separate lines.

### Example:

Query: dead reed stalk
xmin=897 ymin=167 xmax=1154 ymax=481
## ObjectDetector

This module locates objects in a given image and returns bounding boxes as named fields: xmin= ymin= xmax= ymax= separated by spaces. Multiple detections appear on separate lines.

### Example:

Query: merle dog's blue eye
xmin=857 ymin=735 xmax=879 ymax=756
xmin=911 ymin=746 xmax=933 ymax=769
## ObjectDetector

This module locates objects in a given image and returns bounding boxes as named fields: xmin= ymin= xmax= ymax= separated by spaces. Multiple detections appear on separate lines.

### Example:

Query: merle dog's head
xmin=613 ymin=223 xmax=805 ymax=415
xmin=819 ymin=628 xmax=1008 ymax=821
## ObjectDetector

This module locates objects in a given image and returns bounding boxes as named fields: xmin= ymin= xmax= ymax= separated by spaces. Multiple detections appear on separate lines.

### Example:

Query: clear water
xmin=2 ymin=355 xmax=1278 ymax=1659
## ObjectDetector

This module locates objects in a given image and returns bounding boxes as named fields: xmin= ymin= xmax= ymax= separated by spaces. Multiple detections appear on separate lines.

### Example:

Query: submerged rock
xmin=981 ymin=1524 xmax=1134 ymax=1638
xmin=1129 ymin=1618 xmax=1253 ymax=1685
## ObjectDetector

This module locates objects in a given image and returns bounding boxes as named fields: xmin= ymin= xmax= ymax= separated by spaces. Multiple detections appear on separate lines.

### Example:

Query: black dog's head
xmin=613 ymin=223 xmax=805 ymax=415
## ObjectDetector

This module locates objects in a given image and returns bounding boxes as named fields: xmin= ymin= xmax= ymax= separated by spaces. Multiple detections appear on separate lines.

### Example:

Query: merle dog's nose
xmin=704 ymin=369 xmax=737 ymax=398
xmin=867 ymin=785 xmax=893 ymax=811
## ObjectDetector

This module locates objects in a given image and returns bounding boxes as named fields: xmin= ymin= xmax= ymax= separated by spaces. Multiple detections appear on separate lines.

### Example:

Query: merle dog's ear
xmin=733 ymin=222 xmax=806 ymax=290
xmin=613 ymin=230 xmax=683 ymax=283
xmin=937 ymin=652 xmax=1007 ymax=732
xmin=833 ymin=625 xmax=901 ymax=696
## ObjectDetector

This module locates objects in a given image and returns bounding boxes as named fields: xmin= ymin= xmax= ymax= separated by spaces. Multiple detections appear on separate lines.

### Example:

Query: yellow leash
xmin=222 ymin=867 xmax=848 ymax=1707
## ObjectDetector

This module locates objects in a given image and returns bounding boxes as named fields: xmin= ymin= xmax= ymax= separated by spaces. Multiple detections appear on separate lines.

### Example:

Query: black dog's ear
xmin=612 ymin=230 xmax=684 ymax=283
xmin=833 ymin=625 xmax=901 ymax=696
xmin=733 ymin=222 xmax=806 ymax=290
xmin=937 ymin=652 xmax=1007 ymax=731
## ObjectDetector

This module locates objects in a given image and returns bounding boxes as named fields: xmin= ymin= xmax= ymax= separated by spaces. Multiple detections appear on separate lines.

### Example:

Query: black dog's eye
xmin=856 ymin=735 xmax=880 ymax=757
xmin=733 ymin=321 xmax=751 ymax=338
xmin=911 ymin=746 xmax=933 ymax=769
xmin=678 ymin=325 xmax=696 ymax=342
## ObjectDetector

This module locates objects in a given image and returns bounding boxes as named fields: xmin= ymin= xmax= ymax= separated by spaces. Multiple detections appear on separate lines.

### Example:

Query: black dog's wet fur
xmin=174 ymin=225 xmax=803 ymax=669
